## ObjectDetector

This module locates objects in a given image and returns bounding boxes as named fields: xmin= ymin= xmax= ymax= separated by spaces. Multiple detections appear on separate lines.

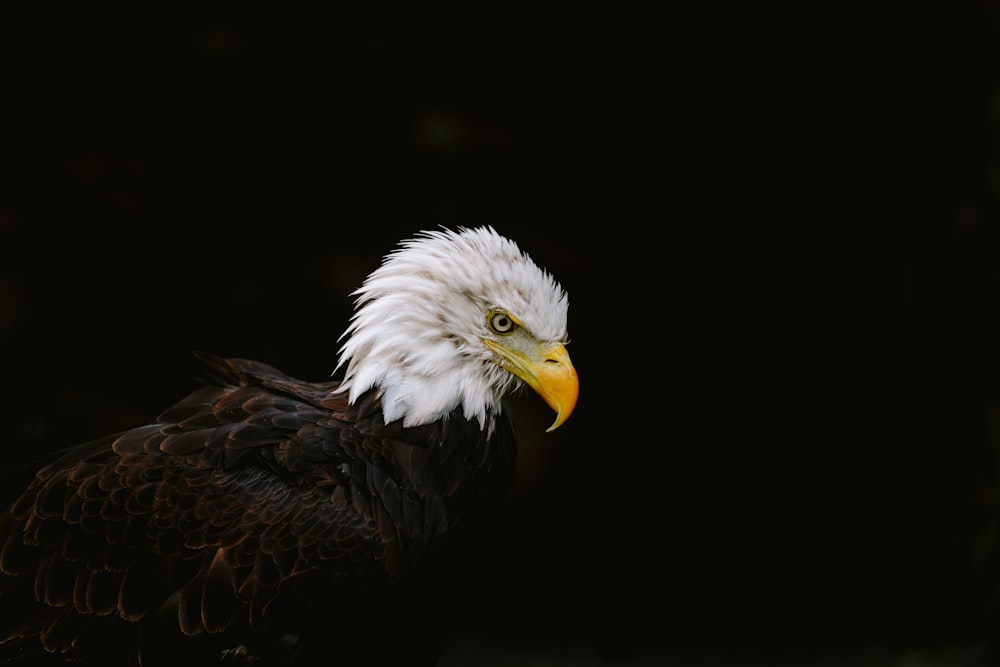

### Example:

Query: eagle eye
xmin=488 ymin=310 xmax=515 ymax=334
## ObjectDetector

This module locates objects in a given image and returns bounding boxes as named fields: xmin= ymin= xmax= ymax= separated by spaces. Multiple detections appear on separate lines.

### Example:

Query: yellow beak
xmin=485 ymin=339 xmax=579 ymax=432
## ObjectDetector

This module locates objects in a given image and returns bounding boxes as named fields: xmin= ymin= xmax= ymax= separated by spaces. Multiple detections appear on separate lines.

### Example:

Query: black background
xmin=2 ymin=9 xmax=1000 ymax=664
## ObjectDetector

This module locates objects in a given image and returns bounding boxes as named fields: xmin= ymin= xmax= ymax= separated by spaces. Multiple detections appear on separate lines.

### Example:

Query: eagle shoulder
xmin=0 ymin=353 xmax=516 ymax=662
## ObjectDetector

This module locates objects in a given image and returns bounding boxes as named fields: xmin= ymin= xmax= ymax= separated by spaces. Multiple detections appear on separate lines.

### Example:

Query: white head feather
xmin=335 ymin=226 xmax=570 ymax=431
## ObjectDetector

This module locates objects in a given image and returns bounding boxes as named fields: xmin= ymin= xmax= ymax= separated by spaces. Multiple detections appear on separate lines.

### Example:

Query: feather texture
xmin=0 ymin=354 xmax=517 ymax=664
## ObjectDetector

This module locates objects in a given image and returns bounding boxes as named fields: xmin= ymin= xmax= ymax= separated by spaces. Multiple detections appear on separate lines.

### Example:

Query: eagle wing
xmin=0 ymin=353 xmax=407 ymax=662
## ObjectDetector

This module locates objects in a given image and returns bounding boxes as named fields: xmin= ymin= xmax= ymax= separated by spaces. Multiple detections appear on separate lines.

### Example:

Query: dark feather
xmin=0 ymin=352 xmax=517 ymax=665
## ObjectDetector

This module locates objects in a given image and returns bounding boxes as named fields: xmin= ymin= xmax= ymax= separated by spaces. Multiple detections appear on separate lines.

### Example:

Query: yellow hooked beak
xmin=484 ymin=338 xmax=579 ymax=432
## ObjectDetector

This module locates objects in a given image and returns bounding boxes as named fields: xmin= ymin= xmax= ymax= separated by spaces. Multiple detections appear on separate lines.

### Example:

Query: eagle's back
xmin=0 ymin=353 xmax=517 ymax=665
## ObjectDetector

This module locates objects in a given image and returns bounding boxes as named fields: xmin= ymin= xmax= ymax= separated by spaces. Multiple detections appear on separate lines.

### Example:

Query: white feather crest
xmin=334 ymin=226 xmax=569 ymax=431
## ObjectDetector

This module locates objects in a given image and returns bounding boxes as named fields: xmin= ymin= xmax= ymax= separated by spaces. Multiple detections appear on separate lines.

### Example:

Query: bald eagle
xmin=0 ymin=227 xmax=578 ymax=666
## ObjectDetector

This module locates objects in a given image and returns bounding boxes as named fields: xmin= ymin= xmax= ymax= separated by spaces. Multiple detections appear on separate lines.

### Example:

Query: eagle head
xmin=335 ymin=226 xmax=578 ymax=432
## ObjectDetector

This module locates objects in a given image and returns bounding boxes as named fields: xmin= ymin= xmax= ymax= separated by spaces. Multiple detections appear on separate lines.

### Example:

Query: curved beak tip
xmin=489 ymin=337 xmax=578 ymax=433
xmin=539 ymin=354 xmax=579 ymax=433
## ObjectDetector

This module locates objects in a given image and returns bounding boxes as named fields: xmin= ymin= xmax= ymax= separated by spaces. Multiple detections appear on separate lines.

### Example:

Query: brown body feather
xmin=0 ymin=353 xmax=517 ymax=665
